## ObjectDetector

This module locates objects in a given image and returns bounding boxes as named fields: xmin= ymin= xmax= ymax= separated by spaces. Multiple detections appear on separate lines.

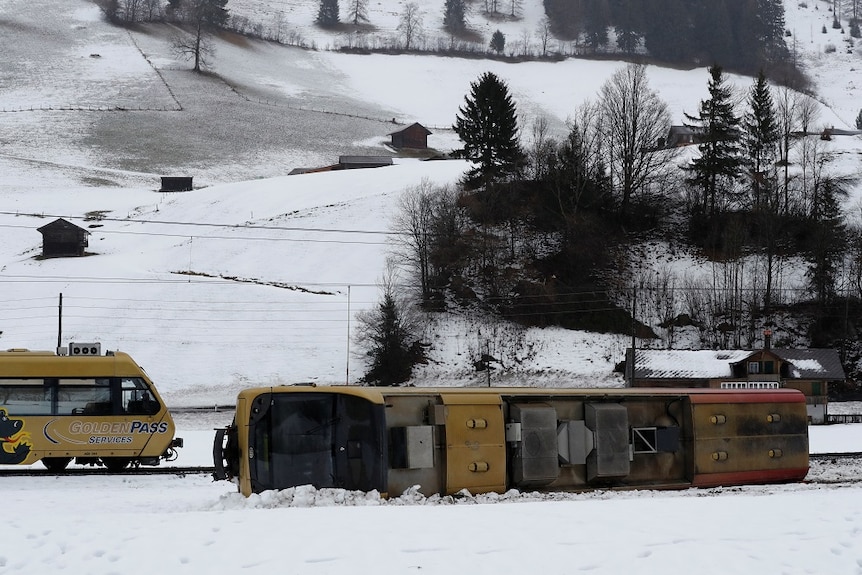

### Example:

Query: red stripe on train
xmin=692 ymin=467 xmax=810 ymax=487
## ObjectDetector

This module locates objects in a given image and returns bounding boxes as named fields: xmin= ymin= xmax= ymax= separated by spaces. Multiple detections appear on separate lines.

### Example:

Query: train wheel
xmin=102 ymin=458 xmax=132 ymax=472
xmin=42 ymin=457 xmax=72 ymax=472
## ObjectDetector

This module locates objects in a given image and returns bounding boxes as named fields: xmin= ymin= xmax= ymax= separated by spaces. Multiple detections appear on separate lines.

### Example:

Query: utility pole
xmin=346 ymin=285 xmax=351 ymax=385
xmin=57 ymin=292 xmax=63 ymax=351
xmin=630 ymin=283 xmax=636 ymax=387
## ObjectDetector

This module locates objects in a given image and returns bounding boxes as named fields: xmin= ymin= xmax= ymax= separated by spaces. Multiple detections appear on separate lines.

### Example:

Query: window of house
xmin=748 ymin=362 xmax=760 ymax=374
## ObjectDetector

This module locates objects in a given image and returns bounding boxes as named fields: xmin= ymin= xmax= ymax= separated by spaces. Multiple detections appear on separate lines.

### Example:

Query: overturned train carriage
xmin=213 ymin=386 xmax=809 ymax=497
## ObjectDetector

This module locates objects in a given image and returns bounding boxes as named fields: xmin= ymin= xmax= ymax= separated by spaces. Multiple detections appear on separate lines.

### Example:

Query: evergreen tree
xmin=611 ymin=0 xmax=642 ymax=54
xmin=757 ymin=0 xmax=786 ymax=56
xmin=453 ymin=71 xmax=526 ymax=189
xmin=443 ymin=0 xmax=466 ymax=33
xmin=642 ymin=0 xmax=691 ymax=61
xmin=582 ymin=0 xmax=610 ymax=51
xmin=347 ymin=0 xmax=368 ymax=24
xmin=684 ymin=65 xmax=742 ymax=215
xmin=357 ymin=271 xmax=420 ymax=386
xmin=806 ymin=178 xmax=847 ymax=307
xmin=317 ymin=0 xmax=339 ymax=27
xmin=856 ymin=108 xmax=862 ymax=130
xmin=742 ymin=71 xmax=779 ymax=208
xmin=489 ymin=29 xmax=505 ymax=53
xmin=546 ymin=123 xmax=611 ymax=227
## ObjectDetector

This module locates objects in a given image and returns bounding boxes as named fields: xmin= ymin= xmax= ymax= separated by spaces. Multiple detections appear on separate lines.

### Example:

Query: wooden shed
xmin=37 ymin=218 xmax=90 ymax=258
xmin=337 ymin=156 xmax=393 ymax=169
xmin=160 ymin=176 xmax=193 ymax=192
xmin=388 ymin=123 xmax=432 ymax=150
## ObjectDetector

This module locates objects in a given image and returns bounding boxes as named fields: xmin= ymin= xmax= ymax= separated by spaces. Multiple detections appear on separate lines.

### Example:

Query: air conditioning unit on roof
xmin=69 ymin=342 xmax=101 ymax=356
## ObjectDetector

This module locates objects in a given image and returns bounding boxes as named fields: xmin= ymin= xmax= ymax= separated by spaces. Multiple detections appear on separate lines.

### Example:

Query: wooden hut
xmin=160 ymin=176 xmax=193 ymax=192
xmin=389 ymin=123 xmax=432 ymax=150
xmin=37 ymin=218 xmax=90 ymax=257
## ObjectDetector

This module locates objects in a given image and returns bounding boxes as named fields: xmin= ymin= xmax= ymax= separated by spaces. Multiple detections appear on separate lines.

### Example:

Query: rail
xmin=825 ymin=414 xmax=862 ymax=424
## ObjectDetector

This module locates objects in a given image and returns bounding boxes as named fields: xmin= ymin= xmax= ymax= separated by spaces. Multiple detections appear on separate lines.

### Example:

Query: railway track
xmin=0 ymin=465 xmax=215 ymax=477
xmin=1 ymin=454 xmax=859 ymax=487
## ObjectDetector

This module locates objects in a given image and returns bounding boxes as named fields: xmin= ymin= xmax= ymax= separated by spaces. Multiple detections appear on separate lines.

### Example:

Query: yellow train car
xmin=0 ymin=345 xmax=182 ymax=471
xmin=213 ymin=385 xmax=809 ymax=497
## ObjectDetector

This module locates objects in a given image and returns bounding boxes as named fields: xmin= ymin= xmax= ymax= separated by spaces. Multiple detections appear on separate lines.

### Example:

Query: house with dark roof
xmin=625 ymin=347 xmax=845 ymax=424
xmin=37 ymin=218 xmax=90 ymax=258
xmin=388 ymin=122 xmax=432 ymax=150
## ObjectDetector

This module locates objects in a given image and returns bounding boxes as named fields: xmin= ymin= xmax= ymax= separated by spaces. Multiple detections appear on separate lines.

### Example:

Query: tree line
xmin=96 ymin=0 xmax=819 ymax=75
xmin=360 ymin=66 xmax=861 ymax=386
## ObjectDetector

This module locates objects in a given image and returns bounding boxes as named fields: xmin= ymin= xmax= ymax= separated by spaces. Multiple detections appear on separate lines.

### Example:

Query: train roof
xmin=237 ymin=385 xmax=807 ymax=404
xmin=0 ymin=349 xmax=149 ymax=378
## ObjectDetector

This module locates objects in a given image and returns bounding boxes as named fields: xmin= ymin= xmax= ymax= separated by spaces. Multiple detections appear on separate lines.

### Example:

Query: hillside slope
xmin=0 ymin=0 xmax=860 ymax=404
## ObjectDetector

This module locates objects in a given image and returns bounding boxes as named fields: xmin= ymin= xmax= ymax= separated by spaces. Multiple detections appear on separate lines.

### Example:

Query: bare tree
xmin=171 ymin=0 xmax=229 ymax=72
xmin=144 ymin=0 xmax=162 ymax=20
xmin=525 ymin=115 xmax=555 ymax=181
xmin=598 ymin=63 xmax=677 ymax=218
xmin=397 ymin=2 xmax=423 ymax=50
xmin=519 ymin=28 xmax=531 ymax=56
xmin=774 ymin=86 xmax=800 ymax=214
xmin=536 ymin=16 xmax=552 ymax=57
xmin=391 ymin=180 xmax=463 ymax=307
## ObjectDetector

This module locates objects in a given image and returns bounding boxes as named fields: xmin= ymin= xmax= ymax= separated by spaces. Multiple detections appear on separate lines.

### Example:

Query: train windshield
xmin=248 ymin=392 xmax=387 ymax=493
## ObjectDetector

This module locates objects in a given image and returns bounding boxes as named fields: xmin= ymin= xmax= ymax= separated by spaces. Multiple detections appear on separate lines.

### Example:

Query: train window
xmin=57 ymin=378 xmax=112 ymax=415
xmin=248 ymin=393 xmax=387 ymax=493
xmin=121 ymin=378 xmax=159 ymax=415
xmin=0 ymin=380 xmax=53 ymax=415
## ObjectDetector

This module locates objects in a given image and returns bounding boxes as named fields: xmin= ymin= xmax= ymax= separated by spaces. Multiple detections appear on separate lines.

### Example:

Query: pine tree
xmin=856 ymin=108 xmax=862 ymax=130
xmin=743 ymin=71 xmax=779 ymax=208
xmin=443 ymin=0 xmax=466 ymax=33
xmin=684 ymin=65 xmax=742 ymax=215
xmin=357 ymin=270 xmax=421 ymax=386
xmin=347 ymin=0 xmax=368 ymax=24
xmin=582 ymin=0 xmax=610 ymax=51
xmin=317 ymin=0 xmax=339 ymax=27
xmin=806 ymin=178 xmax=846 ymax=306
xmin=489 ymin=29 xmax=505 ymax=53
xmin=453 ymin=71 xmax=525 ymax=189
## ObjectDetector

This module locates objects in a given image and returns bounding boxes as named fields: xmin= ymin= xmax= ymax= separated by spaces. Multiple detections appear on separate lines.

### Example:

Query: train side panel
xmin=217 ymin=386 xmax=809 ymax=497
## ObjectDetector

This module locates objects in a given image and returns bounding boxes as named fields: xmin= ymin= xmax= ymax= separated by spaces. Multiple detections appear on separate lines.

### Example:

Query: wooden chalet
xmin=37 ymin=218 xmax=90 ymax=258
xmin=388 ymin=123 xmax=432 ymax=150
xmin=625 ymin=346 xmax=845 ymax=424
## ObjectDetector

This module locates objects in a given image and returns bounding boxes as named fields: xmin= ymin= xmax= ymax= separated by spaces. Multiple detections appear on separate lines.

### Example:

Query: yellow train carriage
xmin=214 ymin=385 xmax=809 ymax=497
xmin=0 ymin=346 xmax=182 ymax=471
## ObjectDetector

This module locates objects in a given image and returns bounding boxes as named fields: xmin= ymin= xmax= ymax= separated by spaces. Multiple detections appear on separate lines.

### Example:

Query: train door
xmin=439 ymin=394 xmax=506 ymax=495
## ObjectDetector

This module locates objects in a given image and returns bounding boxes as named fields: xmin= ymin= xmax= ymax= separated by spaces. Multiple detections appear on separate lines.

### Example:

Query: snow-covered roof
xmin=632 ymin=349 xmax=751 ymax=379
xmin=633 ymin=348 xmax=845 ymax=380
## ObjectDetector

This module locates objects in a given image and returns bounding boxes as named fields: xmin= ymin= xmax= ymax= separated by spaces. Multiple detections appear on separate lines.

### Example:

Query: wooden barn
xmin=159 ymin=176 xmax=193 ymax=192
xmin=37 ymin=218 xmax=90 ymax=258
xmin=388 ymin=123 xmax=432 ymax=150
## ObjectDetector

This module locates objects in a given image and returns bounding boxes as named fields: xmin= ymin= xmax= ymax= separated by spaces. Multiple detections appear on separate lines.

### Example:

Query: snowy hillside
xmin=0 ymin=0 xmax=861 ymax=405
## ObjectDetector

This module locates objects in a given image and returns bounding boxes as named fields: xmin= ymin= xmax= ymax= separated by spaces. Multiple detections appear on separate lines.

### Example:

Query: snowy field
xmin=0 ymin=0 xmax=860 ymax=404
